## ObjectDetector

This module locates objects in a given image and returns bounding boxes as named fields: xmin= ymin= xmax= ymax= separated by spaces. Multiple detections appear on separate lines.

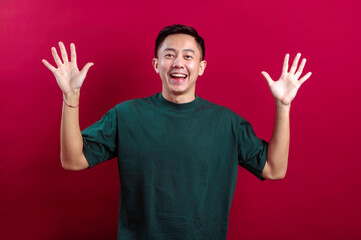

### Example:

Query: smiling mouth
xmin=170 ymin=73 xmax=188 ymax=79
xmin=169 ymin=73 xmax=188 ymax=85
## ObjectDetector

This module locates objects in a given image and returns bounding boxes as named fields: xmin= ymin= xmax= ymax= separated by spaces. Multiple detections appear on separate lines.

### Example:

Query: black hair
xmin=155 ymin=24 xmax=205 ymax=60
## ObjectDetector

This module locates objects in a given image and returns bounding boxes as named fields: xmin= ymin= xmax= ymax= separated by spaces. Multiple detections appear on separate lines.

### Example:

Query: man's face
xmin=152 ymin=34 xmax=207 ymax=98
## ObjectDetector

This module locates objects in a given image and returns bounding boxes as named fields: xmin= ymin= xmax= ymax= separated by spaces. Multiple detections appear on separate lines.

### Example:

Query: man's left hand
xmin=261 ymin=53 xmax=312 ymax=106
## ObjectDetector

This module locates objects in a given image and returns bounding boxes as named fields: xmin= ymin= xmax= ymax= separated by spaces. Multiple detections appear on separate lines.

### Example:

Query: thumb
xmin=80 ymin=62 xmax=94 ymax=75
xmin=261 ymin=71 xmax=273 ymax=86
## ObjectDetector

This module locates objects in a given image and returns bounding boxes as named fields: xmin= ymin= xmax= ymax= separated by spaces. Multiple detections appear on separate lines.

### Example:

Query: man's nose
xmin=172 ymin=56 xmax=185 ymax=68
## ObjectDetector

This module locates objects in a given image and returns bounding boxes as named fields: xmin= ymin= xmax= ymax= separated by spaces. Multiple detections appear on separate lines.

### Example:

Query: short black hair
xmin=155 ymin=24 xmax=205 ymax=60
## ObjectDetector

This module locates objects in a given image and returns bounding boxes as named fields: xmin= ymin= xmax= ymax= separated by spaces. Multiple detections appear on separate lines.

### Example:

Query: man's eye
xmin=165 ymin=54 xmax=174 ymax=57
xmin=185 ymin=55 xmax=192 ymax=59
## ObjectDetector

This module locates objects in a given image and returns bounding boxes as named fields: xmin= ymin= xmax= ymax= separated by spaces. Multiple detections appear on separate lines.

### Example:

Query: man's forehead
xmin=160 ymin=34 xmax=200 ymax=52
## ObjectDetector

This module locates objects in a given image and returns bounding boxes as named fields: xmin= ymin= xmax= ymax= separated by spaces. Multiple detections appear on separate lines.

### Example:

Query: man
xmin=42 ymin=24 xmax=311 ymax=240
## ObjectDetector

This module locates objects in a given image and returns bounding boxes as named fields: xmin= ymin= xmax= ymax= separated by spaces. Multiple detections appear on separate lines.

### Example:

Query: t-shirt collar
xmin=155 ymin=92 xmax=200 ymax=111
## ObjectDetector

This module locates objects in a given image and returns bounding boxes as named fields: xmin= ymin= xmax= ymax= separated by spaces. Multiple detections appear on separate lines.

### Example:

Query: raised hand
xmin=42 ymin=42 xmax=94 ymax=95
xmin=261 ymin=53 xmax=312 ymax=106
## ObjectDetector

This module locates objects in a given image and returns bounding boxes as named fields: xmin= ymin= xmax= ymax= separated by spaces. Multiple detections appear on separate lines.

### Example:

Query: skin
xmin=152 ymin=34 xmax=207 ymax=103
xmin=42 ymin=39 xmax=312 ymax=179
xmin=260 ymin=53 xmax=312 ymax=179
xmin=42 ymin=42 xmax=92 ymax=170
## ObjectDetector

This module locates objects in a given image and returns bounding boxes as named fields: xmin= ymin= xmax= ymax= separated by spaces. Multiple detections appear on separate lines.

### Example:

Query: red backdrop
xmin=1 ymin=0 xmax=360 ymax=239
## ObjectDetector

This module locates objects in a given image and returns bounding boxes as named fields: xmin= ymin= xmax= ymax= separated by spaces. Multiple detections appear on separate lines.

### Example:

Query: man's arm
xmin=60 ymin=91 xmax=89 ymax=170
xmin=260 ymin=53 xmax=312 ymax=180
xmin=261 ymin=102 xmax=290 ymax=180
xmin=42 ymin=42 xmax=93 ymax=170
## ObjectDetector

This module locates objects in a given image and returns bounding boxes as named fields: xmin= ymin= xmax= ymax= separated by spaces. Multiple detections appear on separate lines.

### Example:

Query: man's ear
xmin=198 ymin=60 xmax=207 ymax=76
xmin=152 ymin=58 xmax=159 ymax=74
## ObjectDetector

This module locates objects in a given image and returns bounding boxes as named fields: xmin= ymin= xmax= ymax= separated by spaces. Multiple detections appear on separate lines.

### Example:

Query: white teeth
xmin=170 ymin=73 xmax=187 ymax=78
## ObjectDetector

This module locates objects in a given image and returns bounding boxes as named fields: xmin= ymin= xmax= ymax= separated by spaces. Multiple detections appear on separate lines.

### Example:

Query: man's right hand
xmin=42 ymin=42 xmax=91 ymax=170
xmin=42 ymin=42 xmax=94 ymax=95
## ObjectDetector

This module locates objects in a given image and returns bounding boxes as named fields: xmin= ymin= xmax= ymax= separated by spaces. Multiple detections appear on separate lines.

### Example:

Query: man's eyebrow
xmin=163 ymin=48 xmax=195 ymax=54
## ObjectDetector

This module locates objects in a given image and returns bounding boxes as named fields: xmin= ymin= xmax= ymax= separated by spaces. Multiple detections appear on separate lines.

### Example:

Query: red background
xmin=1 ymin=0 xmax=360 ymax=239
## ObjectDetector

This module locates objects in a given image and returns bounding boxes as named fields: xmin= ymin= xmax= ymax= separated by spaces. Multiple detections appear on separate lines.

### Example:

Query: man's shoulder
xmin=112 ymin=94 xmax=156 ymax=110
xmin=197 ymin=97 xmax=247 ymax=122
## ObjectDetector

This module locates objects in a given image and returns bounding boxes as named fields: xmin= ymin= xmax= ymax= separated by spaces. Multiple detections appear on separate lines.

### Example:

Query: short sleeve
xmin=82 ymin=107 xmax=118 ymax=168
xmin=238 ymin=120 xmax=268 ymax=181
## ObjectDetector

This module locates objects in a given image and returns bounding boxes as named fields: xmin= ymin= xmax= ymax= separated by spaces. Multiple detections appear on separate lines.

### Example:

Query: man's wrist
xmin=275 ymin=99 xmax=291 ymax=113
xmin=63 ymin=91 xmax=80 ymax=106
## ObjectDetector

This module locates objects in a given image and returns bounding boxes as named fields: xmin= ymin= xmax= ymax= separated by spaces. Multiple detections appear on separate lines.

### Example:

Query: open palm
xmin=42 ymin=42 xmax=93 ymax=94
xmin=261 ymin=53 xmax=312 ymax=106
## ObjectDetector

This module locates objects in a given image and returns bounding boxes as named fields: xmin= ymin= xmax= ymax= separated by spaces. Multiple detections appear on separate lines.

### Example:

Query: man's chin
xmin=163 ymin=81 xmax=195 ymax=96
xmin=169 ymin=88 xmax=187 ymax=95
xmin=167 ymin=83 xmax=189 ymax=94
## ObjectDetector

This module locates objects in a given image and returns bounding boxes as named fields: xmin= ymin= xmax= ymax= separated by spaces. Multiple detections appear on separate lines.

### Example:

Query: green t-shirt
xmin=82 ymin=92 xmax=268 ymax=240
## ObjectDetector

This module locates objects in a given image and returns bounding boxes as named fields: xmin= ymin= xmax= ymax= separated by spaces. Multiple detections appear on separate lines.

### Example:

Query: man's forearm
xmin=267 ymin=101 xmax=290 ymax=179
xmin=60 ymin=91 xmax=85 ymax=169
xmin=261 ymin=53 xmax=311 ymax=180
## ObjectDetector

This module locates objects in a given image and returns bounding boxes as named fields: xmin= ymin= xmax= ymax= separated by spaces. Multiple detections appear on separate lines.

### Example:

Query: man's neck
xmin=161 ymin=91 xmax=196 ymax=104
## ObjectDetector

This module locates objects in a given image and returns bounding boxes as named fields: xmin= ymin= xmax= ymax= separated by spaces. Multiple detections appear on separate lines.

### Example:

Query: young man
xmin=42 ymin=24 xmax=311 ymax=240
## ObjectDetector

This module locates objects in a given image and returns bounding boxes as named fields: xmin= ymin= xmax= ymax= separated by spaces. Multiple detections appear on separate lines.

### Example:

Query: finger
xmin=51 ymin=47 xmax=63 ymax=67
xmin=282 ymin=53 xmax=289 ymax=76
xmin=299 ymin=72 xmax=312 ymax=85
xmin=261 ymin=71 xmax=273 ymax=86
xmin=295 ymin=58 xmax=306 ymax=78
xmin=59 ymin=41 xmax=69 ymax=63
xmin=70 ymin=43 xmax=77 ymax=63
xmin=42 ymin=59 xmax=56 ymax=72
xmin=80 ymin=62 xmax=94 ymax=76
xmin=289 ymin=53 xmax=301 ymax=75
